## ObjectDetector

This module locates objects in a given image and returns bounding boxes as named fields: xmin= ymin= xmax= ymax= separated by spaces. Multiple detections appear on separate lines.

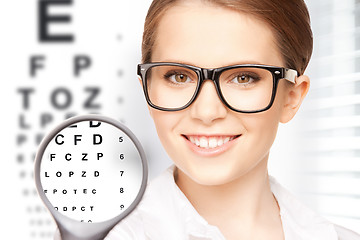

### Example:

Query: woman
xmin=105 ymin=0 xmax=360 ymax=239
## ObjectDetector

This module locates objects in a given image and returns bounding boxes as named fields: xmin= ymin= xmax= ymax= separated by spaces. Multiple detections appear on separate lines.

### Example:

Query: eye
xmin=164 ymin=71 xmax=194 ymax=84
xmin=171 ymin=73 xmax=191 ymax=83
xmin=230 ymin=73 xmax=260 ymax=85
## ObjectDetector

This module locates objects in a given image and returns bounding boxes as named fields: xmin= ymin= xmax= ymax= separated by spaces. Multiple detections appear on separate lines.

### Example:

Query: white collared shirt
xmin=105 ymin=166 xmax=360 ymax=240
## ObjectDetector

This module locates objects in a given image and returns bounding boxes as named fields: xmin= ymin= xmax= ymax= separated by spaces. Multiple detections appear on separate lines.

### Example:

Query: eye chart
xmin=0 ymin=0 xmax=167 ymax=239
xmin=38 ymin=118 xmax=146 ymax=223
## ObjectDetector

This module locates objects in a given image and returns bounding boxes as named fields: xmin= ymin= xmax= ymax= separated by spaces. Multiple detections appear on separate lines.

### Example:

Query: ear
xmin=280 ymin=75 xmax=310 ymax=123
xmin=138 ymin=75 xmax=154 ymax=118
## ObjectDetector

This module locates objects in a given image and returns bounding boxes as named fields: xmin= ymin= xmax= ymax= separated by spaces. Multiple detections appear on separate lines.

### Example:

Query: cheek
xmin=149 ymin=109 xmax=182 ymax=155
xmin=150 ymin=110 xmax=170 ymax=140
xmin=245 ymin=112 xmax=279 ymax=150
xmin=241 ymin=92 xmax=284 ymax=159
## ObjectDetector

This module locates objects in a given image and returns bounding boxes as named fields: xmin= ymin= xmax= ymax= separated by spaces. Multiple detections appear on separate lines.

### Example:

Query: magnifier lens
xmin=35 ymin=115 xmax=147 ymax=239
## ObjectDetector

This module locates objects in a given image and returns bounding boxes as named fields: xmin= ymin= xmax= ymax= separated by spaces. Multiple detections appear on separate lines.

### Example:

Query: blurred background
xmin=0 ymin=0 xmax=359 ymax=239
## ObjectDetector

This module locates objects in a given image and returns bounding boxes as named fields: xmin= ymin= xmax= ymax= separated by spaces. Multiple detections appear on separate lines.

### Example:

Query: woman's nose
xmin=189 ymin=80 xmax=227 ymax=125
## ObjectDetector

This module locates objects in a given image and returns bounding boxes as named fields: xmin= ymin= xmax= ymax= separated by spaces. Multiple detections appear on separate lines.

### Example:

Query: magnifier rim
xmin=34 ymin=114 xmax=148 ymax=239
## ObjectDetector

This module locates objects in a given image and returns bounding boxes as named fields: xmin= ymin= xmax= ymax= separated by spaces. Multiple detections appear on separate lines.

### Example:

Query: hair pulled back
xmin=142 ymin=0 xmax=313 ymax=75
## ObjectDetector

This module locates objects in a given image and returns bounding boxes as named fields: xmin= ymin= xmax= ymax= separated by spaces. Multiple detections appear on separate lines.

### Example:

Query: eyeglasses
xmin=137 ymin=62 xmax=298 ymax=113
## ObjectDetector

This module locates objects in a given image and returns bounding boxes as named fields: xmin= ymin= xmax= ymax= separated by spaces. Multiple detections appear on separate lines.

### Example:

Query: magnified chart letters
xmin=35 ymin=115 xmax=148 ymax=240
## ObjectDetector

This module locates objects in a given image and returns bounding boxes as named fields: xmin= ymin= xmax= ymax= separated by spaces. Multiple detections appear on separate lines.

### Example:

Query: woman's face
xmin=148 ymin=1 xmax=292 ymax=185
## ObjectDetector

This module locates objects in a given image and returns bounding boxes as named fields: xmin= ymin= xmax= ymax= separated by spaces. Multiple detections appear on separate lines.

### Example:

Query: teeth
xmin=217 ymin=138 xmax=223 ymax=146
xmin=188 ymin=135 xmax=238 ymax=149
xmin=209 ymin=137 xmax=217 ymax=148
xmin=195 ymin=138 xmax=200 ymax=146
xmin=199 ymin=137 xmax=208 ymax=148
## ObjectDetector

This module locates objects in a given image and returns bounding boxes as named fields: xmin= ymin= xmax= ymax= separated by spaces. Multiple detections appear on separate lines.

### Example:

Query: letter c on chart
xmin=55 ymin=134 xmax=64 ymax=145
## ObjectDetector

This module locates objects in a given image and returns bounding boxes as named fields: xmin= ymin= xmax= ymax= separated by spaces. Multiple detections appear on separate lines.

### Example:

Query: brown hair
xmin=142 ymin=0 xmax=313 ymax=75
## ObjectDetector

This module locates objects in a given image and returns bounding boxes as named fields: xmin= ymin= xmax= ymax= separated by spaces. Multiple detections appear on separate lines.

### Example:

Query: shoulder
xmin=334 ymin=224 xmax=360 ymax=240
xmin=105 ymin=210 xmax=146 ymax=240
xmin=105 ymin=165 xmax=186 ymax=240
xmin=269 ymin=176 xmax=360 ymax=240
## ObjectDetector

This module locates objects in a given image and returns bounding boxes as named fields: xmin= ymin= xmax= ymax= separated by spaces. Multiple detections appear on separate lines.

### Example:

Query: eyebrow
xmin=154 ymin=59 xmax=270 ymax=68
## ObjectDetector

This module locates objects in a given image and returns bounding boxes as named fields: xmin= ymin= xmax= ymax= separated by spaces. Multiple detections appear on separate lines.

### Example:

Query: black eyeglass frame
xmin=137 ymin=62 xmax=298 ymax=113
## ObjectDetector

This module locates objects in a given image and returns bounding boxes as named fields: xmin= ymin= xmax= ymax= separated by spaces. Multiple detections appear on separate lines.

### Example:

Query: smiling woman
xmin=103 ymin=0 xmax=360 ymax=239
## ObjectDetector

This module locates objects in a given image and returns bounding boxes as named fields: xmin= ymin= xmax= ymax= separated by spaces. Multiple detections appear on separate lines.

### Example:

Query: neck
xmin=175 ymin=154 xmax=281 ymax=238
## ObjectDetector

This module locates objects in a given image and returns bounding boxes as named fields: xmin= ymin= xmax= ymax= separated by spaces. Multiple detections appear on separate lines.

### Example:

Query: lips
xmin=183 ymin=135 xmax=241 ymax=149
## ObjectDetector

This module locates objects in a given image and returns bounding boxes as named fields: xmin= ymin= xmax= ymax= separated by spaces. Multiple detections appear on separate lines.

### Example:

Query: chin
xmin=177 ymin=151 xmax=268 ymax=187
xmin=180 ymin=162 xmax=248 ymax=186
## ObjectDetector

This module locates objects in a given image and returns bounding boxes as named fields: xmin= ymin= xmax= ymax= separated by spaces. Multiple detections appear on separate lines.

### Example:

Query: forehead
xmin=152 ymin=1 xmax=283 ymax=68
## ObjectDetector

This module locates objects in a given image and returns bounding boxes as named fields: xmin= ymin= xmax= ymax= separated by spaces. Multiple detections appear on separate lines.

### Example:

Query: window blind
xmin=298 ymin=0 xmax=360 ymax=232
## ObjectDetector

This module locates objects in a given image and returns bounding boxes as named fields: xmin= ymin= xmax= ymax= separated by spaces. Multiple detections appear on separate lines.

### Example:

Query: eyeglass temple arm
xmin=284 ymin=68 xmax=298 ymax=84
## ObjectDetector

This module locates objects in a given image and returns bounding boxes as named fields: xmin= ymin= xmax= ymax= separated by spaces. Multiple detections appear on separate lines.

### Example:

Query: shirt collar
xmin=170 ymin=166 xmax=225 ymax=240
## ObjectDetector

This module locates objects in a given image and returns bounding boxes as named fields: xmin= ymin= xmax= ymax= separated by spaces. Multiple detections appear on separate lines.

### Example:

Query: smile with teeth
xmin=185 ymin=135 xmax=240 ymax=149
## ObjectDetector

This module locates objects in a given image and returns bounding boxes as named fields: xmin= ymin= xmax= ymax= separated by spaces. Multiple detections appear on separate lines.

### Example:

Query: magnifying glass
xmin=34 ymin=114 xmax=148 ymax=240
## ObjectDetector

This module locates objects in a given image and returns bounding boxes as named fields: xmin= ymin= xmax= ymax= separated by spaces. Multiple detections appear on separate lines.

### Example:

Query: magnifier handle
xmin=56 ymin=221 xmax=111 ymax=240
